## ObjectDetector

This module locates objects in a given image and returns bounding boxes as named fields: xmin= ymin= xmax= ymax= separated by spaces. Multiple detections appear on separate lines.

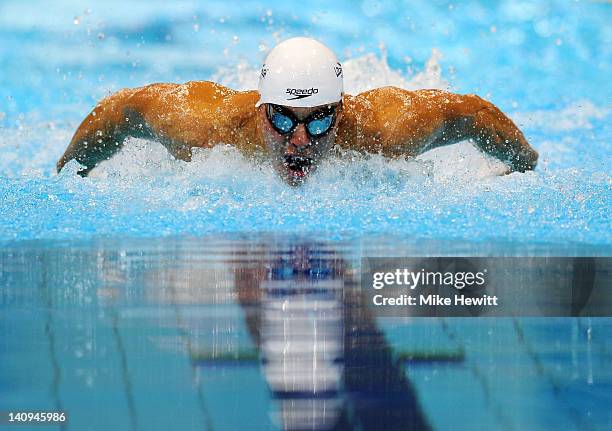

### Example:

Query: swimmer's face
xmin=257 ymin=102 xmax=342 ymax=186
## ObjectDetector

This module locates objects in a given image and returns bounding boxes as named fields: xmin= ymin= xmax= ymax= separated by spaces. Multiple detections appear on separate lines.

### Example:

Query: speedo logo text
xmin=286 ymin=88 xmax=318 ymax=100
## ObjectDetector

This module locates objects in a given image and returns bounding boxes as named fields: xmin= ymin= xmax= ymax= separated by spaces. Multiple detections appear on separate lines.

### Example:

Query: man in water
xmin=57 ymin=37 xmax=538 ymax=185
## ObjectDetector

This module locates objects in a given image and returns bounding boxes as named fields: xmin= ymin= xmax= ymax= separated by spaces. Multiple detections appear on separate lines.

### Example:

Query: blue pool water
xmin=1 ymin=1 xmax=611 ymax=430
xmin=0 ymin=0 xmax=610 ymax=245
xmin=1 ymin=238 xmax=612 ymax=430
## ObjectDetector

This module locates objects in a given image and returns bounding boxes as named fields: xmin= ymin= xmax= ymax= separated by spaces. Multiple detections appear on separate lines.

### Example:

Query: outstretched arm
xmin=342 ymin=87 xmax=537 ymax=172
xmin=57 ymin=81 xmax=260 ymax=176
xmin=57 ymin=83 xmax=200 ymax=176
xmin=442 ymin=91 xmax=538 ymax=172
xmin=57 ymin=87 xmax=156 ymax=176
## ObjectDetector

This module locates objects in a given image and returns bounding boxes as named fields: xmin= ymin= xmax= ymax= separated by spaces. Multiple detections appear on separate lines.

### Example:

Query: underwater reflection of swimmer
xmin=235 ymin=244 xmax=431 ymax=431
xmin=106 ymin=243 xmax=432 ymax=429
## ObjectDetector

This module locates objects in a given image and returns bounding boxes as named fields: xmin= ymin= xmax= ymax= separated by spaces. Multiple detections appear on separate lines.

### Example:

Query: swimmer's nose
xmin=289 ymin=124 xmax=310 ymax=150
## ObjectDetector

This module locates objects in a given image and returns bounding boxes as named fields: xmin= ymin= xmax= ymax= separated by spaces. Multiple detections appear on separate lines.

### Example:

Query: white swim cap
xmin=255 ymin=37 xmax=343 ymax=108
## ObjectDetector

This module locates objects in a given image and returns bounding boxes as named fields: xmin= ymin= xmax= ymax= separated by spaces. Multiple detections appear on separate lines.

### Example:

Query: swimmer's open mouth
xmin=283 ymin=155 xmax=314 ymax=178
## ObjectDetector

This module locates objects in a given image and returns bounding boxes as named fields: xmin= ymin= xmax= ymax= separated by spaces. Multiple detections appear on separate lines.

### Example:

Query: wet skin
xmin=57 ymin=81 xmax=538 ymax=182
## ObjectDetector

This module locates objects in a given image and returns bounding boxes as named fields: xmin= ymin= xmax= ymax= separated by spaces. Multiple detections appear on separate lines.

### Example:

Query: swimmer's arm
xmin=367 ymin=88 xmax=538 ymax=172
xmin=56 ymin=84 xmax=192 ymax=176
xmin=58 ymin=89 xmax=144 ymax=175
xmin=439 ymin=92 xmax=538 ymax=172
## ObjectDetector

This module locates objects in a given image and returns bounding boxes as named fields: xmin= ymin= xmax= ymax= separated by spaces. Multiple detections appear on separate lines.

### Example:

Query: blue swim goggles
xmin=266 ymin=103 xmax=340 ymax=139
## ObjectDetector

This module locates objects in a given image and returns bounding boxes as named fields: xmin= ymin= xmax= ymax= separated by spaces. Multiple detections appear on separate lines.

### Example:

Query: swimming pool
xmin=1 ymin=1 xmax=611 ymax=430
xmin=2 ymin=238 xmax=611 ymax=430
xmin=0 ymin=0 xmax=609 ymax=245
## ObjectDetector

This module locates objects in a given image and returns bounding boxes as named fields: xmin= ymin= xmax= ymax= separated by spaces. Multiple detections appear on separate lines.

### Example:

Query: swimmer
xmin=57 ymin=37 xmax=538 ymax=185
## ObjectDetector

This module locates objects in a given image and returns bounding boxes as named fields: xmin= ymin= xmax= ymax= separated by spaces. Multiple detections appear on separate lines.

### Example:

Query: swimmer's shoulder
xmin=338 ymin=87 xmax=450 ymax=154
xmin=337 ymin=93 xmax=380 ymax=151
xmin=350 ymin=86 xmax=453 ymax=106
xmin=338 ymin=88 xmax=416 ymax=142
xmin=137 ymin=81 xmax=262 ymax=151
xmin=341 ymin=87 xmax=417 ymax=124
xmin=352 ymin=86 xmax=447 ymax=107
xmin=102 ymin=81 xmax=258 ymax=113
xmin=178 ymin=81 xmax=259 ymax=111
